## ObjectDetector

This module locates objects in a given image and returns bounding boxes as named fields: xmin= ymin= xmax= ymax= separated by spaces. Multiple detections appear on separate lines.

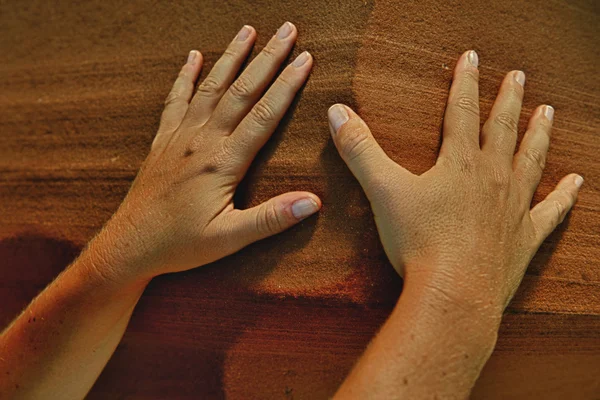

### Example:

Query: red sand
xmin=1 ymin=0 xmax=598 ymax=398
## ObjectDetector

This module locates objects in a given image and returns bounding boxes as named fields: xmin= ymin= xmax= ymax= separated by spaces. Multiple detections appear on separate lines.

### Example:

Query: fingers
xmin=328 ymin=104 xmax=411 ymax=196
xmin=227 ymin=192 xmax=321 ymax=248
xmin=153 ymin=50 xmax=203 ymax=150
xmin=185 ymin=26 xmax=257 ymax=126
xmin=227 ymin=51 xmax=313 ymax=175
xmin=513 ymin=105 xmax=554 ymax=202
xmin=481 ymin=70 xmax=526 ymax=161
xmin=440 ymin=50 xmax=480 ymax=158
xmin=207 ymin=22 xmax=299 ymax=132
xmin=530 ymin=173 xmax=583 ymax=246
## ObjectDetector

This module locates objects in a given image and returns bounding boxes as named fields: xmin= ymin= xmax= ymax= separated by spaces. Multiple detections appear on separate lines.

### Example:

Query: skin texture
xmin=330 ymin=50 xmax=582 ymax=399
xmin=99 ymin=22 xmax=321 ymax=282
xmin=0 ymin=30 xmax=581 ymax=399
xmin=0 ymin=23 xmax=320 ymax=399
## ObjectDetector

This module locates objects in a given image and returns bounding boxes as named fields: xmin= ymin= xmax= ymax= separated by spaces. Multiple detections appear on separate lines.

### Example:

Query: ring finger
xmin=206 ymin=21 xmax=298 ymax=133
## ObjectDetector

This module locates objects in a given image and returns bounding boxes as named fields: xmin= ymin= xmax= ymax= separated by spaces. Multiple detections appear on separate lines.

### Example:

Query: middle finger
xmin=206 ymin=22 xmax=298 ymax=133
xmin=481 ymin=70 xmax=525 ymax=162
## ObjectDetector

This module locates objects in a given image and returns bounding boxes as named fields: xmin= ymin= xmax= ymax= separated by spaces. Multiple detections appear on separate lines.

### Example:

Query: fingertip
xmin=276 ymin=21 xmax=297 ymax=40
xmin=499 ymin=71 xmax=525 ymax=99
xmin=466 ymin=50 xmax=478 ymax=68
xmin=455 ymin=50 xmax=478 ymax=73
xmin=559 ymin=173 xmax=583 ymax=188
xmin=561 ymin=173 xmax=583 ymax=216
xmin=186 ymin=50 xmax=202 ymax=66
xmin=235 ymin=25 xmax=255 ymax=42
xmin=296 ymin=191 xmax=322 ymax=206
xmin=557 ymin=173 xmax=584 ymax=200
xmin=513 ymin=70 xmax=526 ymax=87
xmin=288 ymin=21 xmax=298 ymax=35
xmin=574 ymin=174 xmax=584 ymax=189
xmin=291 ymin=194 xmax=321 ymax=220
xmin=328 ymin=104 xmax=350 ymax=134
xmin=527 ymin=104 xmax=552 ymax=129
xmin=307 ymin=192 xmax=323 ymax=209
xmin=291 ymin=50 xmax=312 ymax=68
xmin=543 ymin=105 xmax=555 ymax=122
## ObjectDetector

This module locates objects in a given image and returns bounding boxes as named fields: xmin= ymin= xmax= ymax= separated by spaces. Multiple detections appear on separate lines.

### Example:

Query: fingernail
xmin=277 ymin=22 xmax=293 ymax=39
xmin=467 ymin=50 xmax=478 ymax=68
xmin=187 ymin=50 xmax=198 ymax=65
xmin=543 ymin=105 xmax=554 ymax=121
xmin=514 ymin=71 xmax=526 ymax=86
xmin=328 ymin=105 xmax=349 ymax=133
xmin=292 ymin=51 xmax=310 ymax=67
xmin=236 ymin=25 xmax=251 ymax=41
xmin=574 ymin=175 xmax=584 ymax=188
xmin=291 ymin=198 xmax=319 ymax=219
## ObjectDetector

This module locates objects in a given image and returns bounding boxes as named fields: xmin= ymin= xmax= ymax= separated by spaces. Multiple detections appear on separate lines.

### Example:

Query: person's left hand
xmin=90 ymin=22 xmax=320 ymax=283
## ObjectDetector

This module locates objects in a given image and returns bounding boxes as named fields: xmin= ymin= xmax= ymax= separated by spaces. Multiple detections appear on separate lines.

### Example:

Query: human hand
xmin=91 ymin=22 xmax=321 ymax=283
xmin=327 ymin=50 xmax=582 ymax=314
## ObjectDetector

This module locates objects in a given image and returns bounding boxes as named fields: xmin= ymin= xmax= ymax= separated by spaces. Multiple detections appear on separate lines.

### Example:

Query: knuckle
xmin=250 ymin=100 xmax=277 ymax=127
xmin=164 ymin=90 xmax=182 ymax=107
xmin=228 ymin=77 xmax=254 ymax=100
xmin=196 ymin=76 xmax=224 ymax=97
xmin=524 ymin=147 xmax=546 ymax=171
xmin=494 ymin=112 xmax=519 ymax=132
xmin=339 ymin=126 xmax=370 ymax=161
xmin=490 ymin=167 xmax=510 ymax=187
xmin=507 ymin=82 xmax=524 ymax=98
xmin=552 ymin=199 xmax=566 ymax=224
xmin=557 ymin=189 xmax=576 ymax=207
xmin=550 ymin=191 xmax=575 ymax=224
xmin=258 ymin=202 xmax=284 ymax=234
xmin=260 ymin=44 xmax=278 ymax=59
xmin=454 ymin=95 xmax=480 ymax=117
xmin=451 ymin=149 xmax=478 ymax=173
xmin=461 ymin=69 xmax=479 ymax=85
xmin=222 ymin=48 xmax=238 ymax=59
xmin=276 ymin=72 xmax=295 ymax=90
xmin=536 ymin=118 xmax=553 ymax=132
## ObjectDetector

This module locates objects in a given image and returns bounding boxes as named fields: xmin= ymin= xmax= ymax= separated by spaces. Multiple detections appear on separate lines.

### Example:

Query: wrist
xmin=404 ymin=260 xmax=506 ymax=321
xmin=394 ymin=274 xmax=501 ymax=377
xmin=401 ymin=266 xmax=503 ymax=345
xmin=74 ymin=225 xmax=154 ymax=291
xmin=379 ymin=267 xmax=501 ymax=398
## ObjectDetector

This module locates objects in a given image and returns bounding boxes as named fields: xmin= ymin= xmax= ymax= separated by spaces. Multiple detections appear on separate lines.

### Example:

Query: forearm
xmin=0 ymin=232 xmax=149 ymax=399
xmin=335 ymin=269 xmax=502 ymax=399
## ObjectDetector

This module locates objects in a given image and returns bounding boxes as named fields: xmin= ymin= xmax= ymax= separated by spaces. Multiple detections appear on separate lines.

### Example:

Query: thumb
xmin=228 ymin=191 xmax=322 ymax=248
xmin=328 ymin=104 xmax=405 ymax=194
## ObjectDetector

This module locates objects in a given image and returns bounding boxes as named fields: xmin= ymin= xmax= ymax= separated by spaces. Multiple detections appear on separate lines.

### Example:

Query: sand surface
xmin=1 ymin=0 xmax=598 ymax=398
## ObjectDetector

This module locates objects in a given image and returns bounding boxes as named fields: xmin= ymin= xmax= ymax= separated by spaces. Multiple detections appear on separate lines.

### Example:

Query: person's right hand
xmin=327 ymin=50 xmax=582 ymax=315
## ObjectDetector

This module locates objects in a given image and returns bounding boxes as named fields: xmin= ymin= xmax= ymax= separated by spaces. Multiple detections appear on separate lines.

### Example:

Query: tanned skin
xmin=0 ymin=23 xmax=581 ymax=399
xmin=331 ymin=51 xmax=581 ymax=399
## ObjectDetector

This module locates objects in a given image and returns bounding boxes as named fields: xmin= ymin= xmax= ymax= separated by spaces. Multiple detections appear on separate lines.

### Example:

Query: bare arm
xmin=0 ymin=22 xmax=321 ymax=399
xmin=336 ymin=273 xmax=501 ymax=399
xmin=330 ymin=50 xmax=581 ymax=398
xmin=0 ymin=234 xmax=148 ymax=399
